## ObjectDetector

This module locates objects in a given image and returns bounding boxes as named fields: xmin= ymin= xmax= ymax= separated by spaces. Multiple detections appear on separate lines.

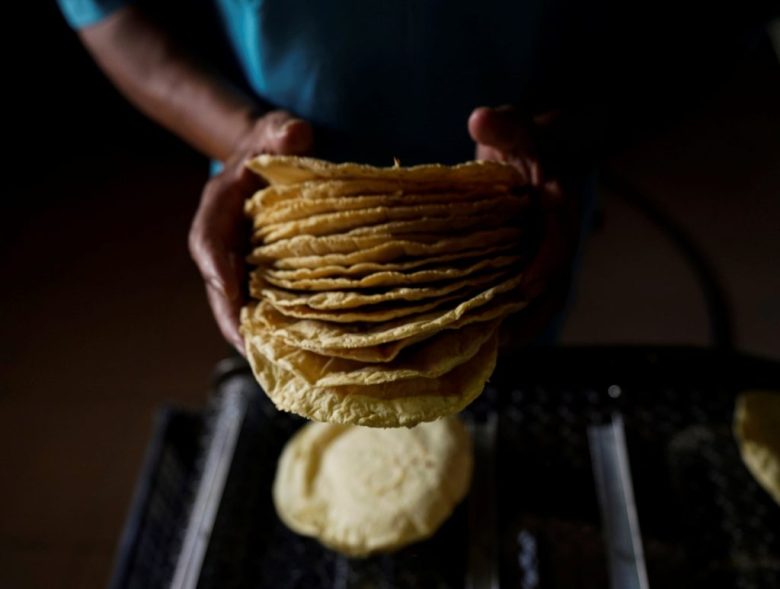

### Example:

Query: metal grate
xmin=110 ymin=347 xmax=780 ymax=589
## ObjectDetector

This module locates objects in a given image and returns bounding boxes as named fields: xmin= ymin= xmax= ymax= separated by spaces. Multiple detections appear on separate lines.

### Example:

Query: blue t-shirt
xmin=59 ymin=0 xmax=587 ymax=164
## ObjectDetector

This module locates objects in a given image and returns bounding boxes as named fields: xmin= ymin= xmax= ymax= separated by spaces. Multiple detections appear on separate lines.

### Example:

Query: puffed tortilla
xmin=272 ymin=417 xmax=473 ymax=556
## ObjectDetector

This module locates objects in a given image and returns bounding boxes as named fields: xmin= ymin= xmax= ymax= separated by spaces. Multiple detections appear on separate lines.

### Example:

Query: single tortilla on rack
xmin=734 ymin=390 xmax=780 ymax=504
xmin=272 ymin=417 xmax=473 ymax=556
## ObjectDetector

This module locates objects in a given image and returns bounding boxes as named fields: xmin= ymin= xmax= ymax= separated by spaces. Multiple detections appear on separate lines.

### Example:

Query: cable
xmin=599 ymin=169 xmax=735 ymax=352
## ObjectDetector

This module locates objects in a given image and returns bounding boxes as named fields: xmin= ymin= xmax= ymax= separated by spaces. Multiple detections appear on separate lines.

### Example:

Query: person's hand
xmin=468 ymin=105 xmax=583 ymax=343
xmin=189 ymin=110 xmax=313 ymax=353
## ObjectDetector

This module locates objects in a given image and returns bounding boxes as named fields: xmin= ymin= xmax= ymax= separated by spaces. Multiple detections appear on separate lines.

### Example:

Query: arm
xmin=76 ymin=5 xmax=314 ymax=352
xmin=78 ymin=5 xmax=257 ymax=161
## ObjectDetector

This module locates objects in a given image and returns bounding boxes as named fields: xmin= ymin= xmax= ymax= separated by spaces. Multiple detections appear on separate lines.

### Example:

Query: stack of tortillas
xmin=240 ymin=155 xmax=533 ymax=427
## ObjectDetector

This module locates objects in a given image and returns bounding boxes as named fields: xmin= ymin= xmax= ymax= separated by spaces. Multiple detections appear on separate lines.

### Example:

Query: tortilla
xmin=246 ymin=154 xmax=524 ymax=187
xmin=272 ymin=417 xmax=473 ymax=556
xmin=252 ymin=269 xmax=512 ymax=310
xmin=252 ymin=213 xmax=519 ymax=245
xmin=258 ymin=242 xmax=518 ymax=280
xmin=241 ymin=282 xmax=527 ymax=362
xmin=246 ymin=331 xmax=499 ymax=427
xmin=257 ymin=255 xmax=522 ymax=291
xmin=249 ymin=273 xmax=524 ymax=349
xmin=248 ymin=227 xmax=523 ymax=264
xmin=251 ymin=189 xmax=515 ymax=224
xmin=263 ymin=289 xmax=479 ymax=323
xmin=734 ymin=390 xmax=780 ymax=504
xmin=246 ymin=318 xmax=500 ymax=386
xmin=245 ymin=179 xmax=518 ymax=212
xmin=253 ymin=194 xmax=527 ymax=240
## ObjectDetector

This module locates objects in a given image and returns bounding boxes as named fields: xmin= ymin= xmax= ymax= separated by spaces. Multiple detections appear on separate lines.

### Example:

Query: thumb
xmin=264 ymin=115 xmax=314 ymax=155
xmin=468 ymin=105 xmax=532 ymax=154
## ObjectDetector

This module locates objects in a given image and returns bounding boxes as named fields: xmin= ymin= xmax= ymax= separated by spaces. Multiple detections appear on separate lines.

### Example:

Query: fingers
xmin=469 ymin=105 xmax=583 ymax=345
xmin=188 ymin=110 xmax=316 ymax=352
xmin=206 ymin=277 xmax=246 ymax=355
xmin=193 ymin=238 xmax=246 ymax=355
xmin=468 ymin=106 xmax=529 ymax=153
xmin=468 ymin=105 xmax=540 ymax=185
xmin=189 ymin=176 xmax=250 ymax=355
xmin=196 ymin=246 xmax=246 ymax=355
xmin=191 ymin=232 xmax=243 ymax=315
xmin=193 ymin=109 xmax=316 ymax=351
xmin=256 ymin=111 xmax=314 ymax=156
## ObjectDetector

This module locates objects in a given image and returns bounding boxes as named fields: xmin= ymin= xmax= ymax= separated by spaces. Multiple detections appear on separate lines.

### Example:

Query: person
xmin=58 ymin=0 xmax=602 ymax=353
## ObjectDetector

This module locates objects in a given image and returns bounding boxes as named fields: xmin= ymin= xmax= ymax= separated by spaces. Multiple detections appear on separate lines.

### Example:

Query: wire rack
xmin=109 ymin=346 xmax=780 ymax=589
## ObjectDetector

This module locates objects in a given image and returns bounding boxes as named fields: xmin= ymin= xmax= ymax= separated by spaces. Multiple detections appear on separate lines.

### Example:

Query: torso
xmin=214 ymin=0 xmax=597 ymax=163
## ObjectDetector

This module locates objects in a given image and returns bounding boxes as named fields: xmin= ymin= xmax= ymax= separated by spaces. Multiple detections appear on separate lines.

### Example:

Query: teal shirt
xmin=59 ymin=0 xmax=587 ymax=164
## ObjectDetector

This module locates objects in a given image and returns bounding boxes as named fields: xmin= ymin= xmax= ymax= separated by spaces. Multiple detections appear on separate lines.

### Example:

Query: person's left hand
xmin=468 ymin=105 xmax=583 ymax=343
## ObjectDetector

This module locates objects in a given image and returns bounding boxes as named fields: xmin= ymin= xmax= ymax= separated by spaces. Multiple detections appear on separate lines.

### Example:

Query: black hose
xmin=599 ymin=169 xmax=736 ymax=352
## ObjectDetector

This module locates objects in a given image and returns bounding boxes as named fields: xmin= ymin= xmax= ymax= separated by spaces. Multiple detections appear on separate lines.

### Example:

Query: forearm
xmin=79 ymin=6 xmax=259 ymax=161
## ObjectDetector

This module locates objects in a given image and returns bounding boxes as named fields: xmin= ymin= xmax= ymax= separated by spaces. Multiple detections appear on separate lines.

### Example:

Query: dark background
xmin=9 ymin=1 xmax=779 ymax=184
xmin=2 ymin=3 xmax=779 ymax=587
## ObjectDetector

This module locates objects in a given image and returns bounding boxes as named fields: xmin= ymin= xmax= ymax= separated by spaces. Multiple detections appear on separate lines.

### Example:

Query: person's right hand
xmin=188 ymin=110 xmax=313 ymax=354
xmin=468 ymin=106 xmax=583 ymax=345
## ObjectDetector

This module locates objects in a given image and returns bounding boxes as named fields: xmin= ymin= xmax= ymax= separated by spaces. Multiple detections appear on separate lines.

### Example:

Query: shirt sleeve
xmin=57 ymin=0 xmax=132 ymax=29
